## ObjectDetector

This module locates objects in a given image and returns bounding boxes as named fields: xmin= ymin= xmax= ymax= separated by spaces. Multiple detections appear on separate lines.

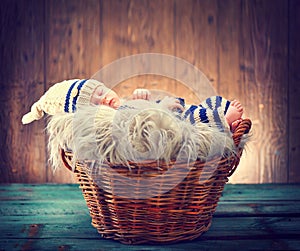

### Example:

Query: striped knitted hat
xmin=22 ymin=79 xmax=104 ymax=124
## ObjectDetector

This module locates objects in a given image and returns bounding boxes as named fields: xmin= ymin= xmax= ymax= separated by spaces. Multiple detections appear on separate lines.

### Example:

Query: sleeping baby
xmin=22 ymin=78 xmax=243 ymax=133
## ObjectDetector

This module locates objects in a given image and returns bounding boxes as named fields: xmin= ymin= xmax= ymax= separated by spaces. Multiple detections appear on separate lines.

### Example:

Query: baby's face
xmin=91 ymin=85 xmax=120 ymax=109
xmin=100 ymin=90 xmax=120 ymax=109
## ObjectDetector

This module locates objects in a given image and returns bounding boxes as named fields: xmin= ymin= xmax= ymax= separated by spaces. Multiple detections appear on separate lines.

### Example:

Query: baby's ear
xmin=90 ymin=88 xmax=102 ymax=105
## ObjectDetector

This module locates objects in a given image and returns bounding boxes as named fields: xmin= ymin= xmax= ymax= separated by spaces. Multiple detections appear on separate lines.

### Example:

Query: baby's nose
xmin=101 ymin=96 xmax=120 ymax=109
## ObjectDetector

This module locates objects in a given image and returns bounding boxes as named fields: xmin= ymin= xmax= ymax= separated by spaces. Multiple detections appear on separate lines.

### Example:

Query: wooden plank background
xmin=0 ymin=0 xmax=299 ymax=183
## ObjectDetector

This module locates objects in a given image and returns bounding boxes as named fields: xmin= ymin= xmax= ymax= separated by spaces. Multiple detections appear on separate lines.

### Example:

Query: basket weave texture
xmin=61 ymin=119 xmax=251 ymax=244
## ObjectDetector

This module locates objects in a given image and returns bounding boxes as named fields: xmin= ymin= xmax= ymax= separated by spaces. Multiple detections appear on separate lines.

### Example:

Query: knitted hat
xmin=22 ymin=79 xmax=104 ymax=124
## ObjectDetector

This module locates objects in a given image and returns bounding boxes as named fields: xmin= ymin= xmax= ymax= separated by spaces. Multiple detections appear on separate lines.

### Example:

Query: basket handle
xmin=60 ymin=148 xmax=74 ymax=172
xmin=232 ymin=118 xmax=252 ymax=147
xmin=228 ymin=118 xmax=252 ymax=177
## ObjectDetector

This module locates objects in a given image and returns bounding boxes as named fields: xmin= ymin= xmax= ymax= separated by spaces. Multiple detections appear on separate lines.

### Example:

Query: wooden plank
xmin=1 ymin=184 xmax=300 ymax=201
xmin=45 ymin=0 xmax=102 ymax=182
xmin=288 ymin=0 xmax=300 ymax=183
xmin=0 ymin=0 xmax=47 ymax=183
xmin=215 ymin=0 xmax=256 ymax=183
xmin=0 ymin=217 xmax=299 ymax=250
xmin=46 ymin=0 xmax=101 ymax=82
xmin=1 ymin=237 xmax=299 ymax=251
xmin=99 ymin=0 xmax=176 ymax=100
xmin=174 ymin=0 xmax=218 ymax=101
xmin=0 ymin=216 xmax=299 ymax=239
xmin=222 ymin=184 xmax=300 ymax=201
xmin=1 ymin=199 xmax=300 ymax=218
xmin=238 ymin=0 xmax=289 ymax=183
xmin=1 ymin=184 xmax=300 ymax=217
xmin=100 ymin=0 xmax=175 ymax=67
xmin=0 ymin=184 xmax=300 ymax=250
xmin=217 ymin=0 xmax=241 ymax=100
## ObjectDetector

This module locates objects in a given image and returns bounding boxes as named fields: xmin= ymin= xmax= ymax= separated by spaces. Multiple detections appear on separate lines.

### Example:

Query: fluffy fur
xmin=47 ymin=100 xmax=237 ymax=171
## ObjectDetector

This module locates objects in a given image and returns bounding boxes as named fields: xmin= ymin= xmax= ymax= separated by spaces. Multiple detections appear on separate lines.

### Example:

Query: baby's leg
xmin=184 ymin=105 xmax=228 ymax=132
xmin=186 ymin=96 xmax=243 ymax=132
xmin=199 ymin=96 xmax=231 ymax=114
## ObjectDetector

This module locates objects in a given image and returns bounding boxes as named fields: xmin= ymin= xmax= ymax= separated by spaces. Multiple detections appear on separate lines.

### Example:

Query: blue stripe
xmin=213 ymin=109 xmax=224 ymax=132
xmin=174 ymin=97 xmax=185 ymax=113
xmin=215 ymin=96 xmax=222 ymax=109
xmin=206 ymin=97 xmax=213 ymax=110
xmin=224 ymin=100 xmax=230 ymax=115
xmin=118 ymin=104 xmax=136 ymax=110
xmin=64 ymin=80 xmax=79 ymax=112
xmin=183 ymin=105 xmax=197 ymax=120
xmin=176 ymin=97 xmax=185 ymax=107
xmin=72 ymin=79 xmax=88 ymax=112
xmin=199 ymin=108 xmax=209 ymax=123
xmin=189 ymin=113 xmax=195 ymax=124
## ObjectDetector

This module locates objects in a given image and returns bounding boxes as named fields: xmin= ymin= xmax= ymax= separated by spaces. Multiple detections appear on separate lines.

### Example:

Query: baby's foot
xmin=132 ymin=89 xmax=151 ymax=100
xmin=225 ymin=100 xmax=244 ymax=131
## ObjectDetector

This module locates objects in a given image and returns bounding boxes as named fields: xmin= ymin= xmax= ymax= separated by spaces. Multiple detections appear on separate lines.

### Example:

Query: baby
xmin=22 ymin=78 xmax=243 ymax=132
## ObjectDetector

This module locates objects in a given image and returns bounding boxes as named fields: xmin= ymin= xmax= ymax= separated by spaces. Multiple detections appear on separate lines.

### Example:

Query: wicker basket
xmin=61 ymin=119 xmax=251 ymax=244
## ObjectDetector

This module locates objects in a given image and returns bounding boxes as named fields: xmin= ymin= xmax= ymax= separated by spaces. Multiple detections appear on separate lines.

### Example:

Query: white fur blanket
xmin=47 ymin=100 xmax=237 ymax=171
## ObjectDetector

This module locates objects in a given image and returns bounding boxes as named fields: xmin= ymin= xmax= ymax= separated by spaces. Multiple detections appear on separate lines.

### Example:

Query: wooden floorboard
xmin=0 ymin=184 xmax=299 ymax=251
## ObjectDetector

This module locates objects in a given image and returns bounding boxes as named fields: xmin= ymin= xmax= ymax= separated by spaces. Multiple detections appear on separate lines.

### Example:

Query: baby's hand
xmin=132 ymin=89 xmax=151 ymax=100
xmin=159 ymin=96 xmax=184 ymax=112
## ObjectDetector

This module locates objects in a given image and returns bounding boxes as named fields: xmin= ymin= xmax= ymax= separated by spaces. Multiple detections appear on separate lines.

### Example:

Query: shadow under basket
xmin=61 ymin=119 xmax=252 ymax=244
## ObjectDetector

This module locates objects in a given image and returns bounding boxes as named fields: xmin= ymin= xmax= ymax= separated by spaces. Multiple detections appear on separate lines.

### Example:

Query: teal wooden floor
xmin=0 ymin=184 xmax=299 ymax=251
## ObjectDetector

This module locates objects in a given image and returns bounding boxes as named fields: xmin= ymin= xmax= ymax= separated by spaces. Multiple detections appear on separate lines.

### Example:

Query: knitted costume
xmin=22 ymin=78 xmax=232 ymax=133
xmin=179 ymin=96 xmax=231 ymax=132
xmin=124 ymin=96 xmax=231 ymax=132
xmin=22 ymin=79 xmax=105 ymax=124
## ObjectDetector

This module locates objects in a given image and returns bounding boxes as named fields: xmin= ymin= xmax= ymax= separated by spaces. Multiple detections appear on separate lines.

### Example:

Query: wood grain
xmin=99 ymin=0 xmax=177 ymax=98
xmin=0 ymin=0 xmax=47 ymax=183
xmin=0 ymin=0 xmax=298 ymax=183
xmin=215 ymin=0 xmax=255 ymax=183
xmin=45 ymin=0 xmax=101 ymax=182
xmin=175 ymin=0 xmax=219 ymax=99
xmin=0 ymin=184 xmax=299 ymax=250
xmin=100 ymin=0 xmax=175 ymax=66
xmin=237 ymin=0 xmax=288 ymax=183
xmin=288 ymin=0 xmax=300 ymax=183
